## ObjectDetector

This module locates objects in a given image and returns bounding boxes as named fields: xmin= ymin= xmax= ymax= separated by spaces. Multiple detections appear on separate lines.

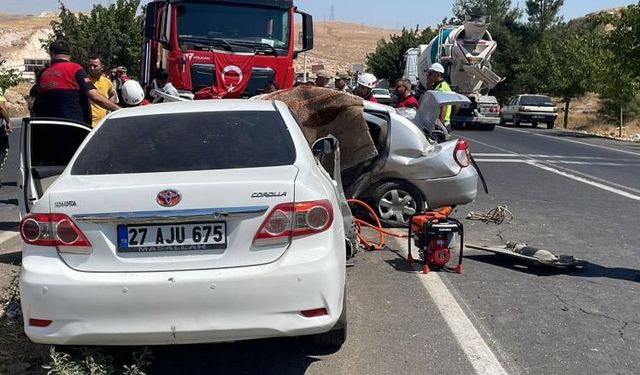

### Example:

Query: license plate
xmin=532 ymin=115 xmax=545 ymax=120
xmin=117 ymin=222 xmax=226 ymax=253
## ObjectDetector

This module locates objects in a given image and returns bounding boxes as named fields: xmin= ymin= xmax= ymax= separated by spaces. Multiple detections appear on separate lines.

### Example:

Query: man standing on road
xmin=0 ymin=97 xmax=11 ymax=189
xmin=394 ymin=78 xmax=419 ymax=109
xmin=88 ymin=55 xmax=117 ymax=127
xmin=427 ymin=63 xmax=452 ymax=130
xmin=34 ymin=40 xmax=120 ymax=125
xmin=334 ymin=71 xmax=350 ymax=92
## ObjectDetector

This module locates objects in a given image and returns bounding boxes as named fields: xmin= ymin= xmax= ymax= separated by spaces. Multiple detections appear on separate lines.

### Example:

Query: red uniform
xmin=366 ymin=94 xmax=378 ymax=103
xmin=396 ymin=95 xmax=419 ymax=109
xmin=34 ymin=59 xmax=96 ymax=124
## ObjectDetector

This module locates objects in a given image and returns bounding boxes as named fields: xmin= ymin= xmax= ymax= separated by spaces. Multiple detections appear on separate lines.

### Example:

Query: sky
xmin=1 ymin=0 xmax=638 ymax=29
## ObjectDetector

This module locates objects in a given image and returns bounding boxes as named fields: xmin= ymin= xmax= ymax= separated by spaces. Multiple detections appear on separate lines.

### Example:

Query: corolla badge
xmin=156 ymin=190 xmax=181 ymax=207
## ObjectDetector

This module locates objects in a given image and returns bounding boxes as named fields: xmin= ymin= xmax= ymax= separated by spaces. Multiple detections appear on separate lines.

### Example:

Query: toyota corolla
xmin=18 ymin=100 xmax=347 ymax=347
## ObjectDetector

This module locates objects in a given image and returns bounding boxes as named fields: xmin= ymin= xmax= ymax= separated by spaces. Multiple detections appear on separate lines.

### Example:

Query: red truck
xmin=141 ymin=0 xmax=313 ymax=98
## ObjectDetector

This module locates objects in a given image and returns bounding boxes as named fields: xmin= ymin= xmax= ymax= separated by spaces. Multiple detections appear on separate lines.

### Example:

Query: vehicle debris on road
xmin=467 ymin=242 xmax=585 ymax=268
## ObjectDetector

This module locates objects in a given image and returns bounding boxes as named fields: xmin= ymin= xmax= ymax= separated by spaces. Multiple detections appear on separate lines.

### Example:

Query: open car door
xmin=19 ymin=118 xmax=91 ymax=217
xmin=416 ymin=91 xmax=471 ymax=133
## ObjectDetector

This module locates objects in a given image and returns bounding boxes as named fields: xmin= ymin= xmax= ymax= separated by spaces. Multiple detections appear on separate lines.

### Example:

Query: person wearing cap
xmin=315 ymin=70 xmax=330 ymax=88
xmin=394 ymin=78 xmax=419 ymax=109
xmin=334 ymin=71 xmax=350 ymax=92
xmin=34 ymin=40 xmax=120 ymax=125
xmin=427 ymin=62 xmax=452 ymax=128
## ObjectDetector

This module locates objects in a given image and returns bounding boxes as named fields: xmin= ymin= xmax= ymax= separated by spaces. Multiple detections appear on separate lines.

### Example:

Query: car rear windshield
xmin=520 ymin=96 xmax=553 ymax=106
xmin=71 ymin=110 xmax=296 ymax=175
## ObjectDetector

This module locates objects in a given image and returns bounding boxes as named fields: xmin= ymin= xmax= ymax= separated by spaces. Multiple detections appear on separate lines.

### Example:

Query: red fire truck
xmin=141 ymin=0 xmax=313 ymax=98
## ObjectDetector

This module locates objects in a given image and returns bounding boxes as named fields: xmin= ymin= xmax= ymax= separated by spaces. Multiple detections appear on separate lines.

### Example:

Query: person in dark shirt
xmin=33 ymin=40 xmax=120 ymax=124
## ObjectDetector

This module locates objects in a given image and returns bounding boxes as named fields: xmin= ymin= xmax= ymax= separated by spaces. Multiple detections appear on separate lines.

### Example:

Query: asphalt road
xmin=1 ymin=120 xmax=639 ymax=374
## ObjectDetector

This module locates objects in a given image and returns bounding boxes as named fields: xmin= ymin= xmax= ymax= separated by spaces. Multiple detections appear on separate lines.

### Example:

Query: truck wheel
xmin=546 ymin=122 xmax=555 ymax=129
xmin=312 ymin=291 xmax=347 ymax=349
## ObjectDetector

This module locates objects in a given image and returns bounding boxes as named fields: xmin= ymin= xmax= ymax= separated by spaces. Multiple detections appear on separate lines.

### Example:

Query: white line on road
xmin=0 ymin=230 xmax=19 ymax=246
xmin=475 ymin=158 xmax=638 ymax=167
xmin=498 ymin=126 xmax=640 ymax=157
xmin=467 ymin=135 xmax=640 ymax=201
xmin=389 ymin=236 xmax=510 ymax=375
xmin=526 ymin=161 xmax=640 ymax=201
xmin=417 ymin=273 xmax=509 ymax=375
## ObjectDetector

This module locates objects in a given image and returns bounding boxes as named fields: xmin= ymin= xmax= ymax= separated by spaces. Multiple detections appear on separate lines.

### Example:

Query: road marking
xmin=467 ymin=136 xmax=640 ymax=200
xmin=526 ymin=161 xmax=640 ymax=201
xmin=475 ymin=158 xmax=639 ymax=167
xmin=0 ymin=230 xmax=19 ymax=246
xmin=389 ymin=236 xmax=509 ymax=375
xmin=498 ymin=126 xmax=640 ymax=157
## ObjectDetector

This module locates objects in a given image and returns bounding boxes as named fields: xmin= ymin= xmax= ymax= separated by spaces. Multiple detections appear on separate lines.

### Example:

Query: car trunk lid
xmin=49 ymin=167 xmax=297 ymax=272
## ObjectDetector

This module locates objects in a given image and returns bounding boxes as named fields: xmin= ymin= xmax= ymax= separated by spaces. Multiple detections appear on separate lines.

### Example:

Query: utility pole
xmin=330 ymin=4 xmax=335 ymax=21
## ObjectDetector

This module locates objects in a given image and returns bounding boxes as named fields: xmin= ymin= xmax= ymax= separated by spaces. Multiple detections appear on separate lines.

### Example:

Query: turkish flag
xmin=213 ymin=51 xmax=255 ymax=98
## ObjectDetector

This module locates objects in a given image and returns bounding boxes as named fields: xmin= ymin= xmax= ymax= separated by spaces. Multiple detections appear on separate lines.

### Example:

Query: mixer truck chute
xmin=404 ymin=15 xmax=504 ymax=130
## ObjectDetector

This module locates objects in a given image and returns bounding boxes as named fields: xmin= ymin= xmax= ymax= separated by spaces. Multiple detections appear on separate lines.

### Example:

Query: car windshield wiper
xmin=179 ymin=36 xmax=235 ymax=52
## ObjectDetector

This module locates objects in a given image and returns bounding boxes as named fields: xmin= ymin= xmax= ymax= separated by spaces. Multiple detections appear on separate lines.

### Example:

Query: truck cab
xmin=142 ymin=0 xmax=313 ymax=98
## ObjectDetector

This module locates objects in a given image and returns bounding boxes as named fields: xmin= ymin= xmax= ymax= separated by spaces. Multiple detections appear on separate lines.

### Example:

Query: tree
xmin=525 ymin=0 xmax=565 ymax=34
xmin=44 ymin=0 xmax=142 ymax=77
xmin=596 ymin=4 xmax=640 ymax=133
xmin=0 ymin=58 xmax=21 ymax=93
xmin=365 ymin=27 xmax=436 ymax=83
xmin=453 ymin=0 xmax=521 ymax=23
xmin=519 ymin=23 xmax=599 ymax=128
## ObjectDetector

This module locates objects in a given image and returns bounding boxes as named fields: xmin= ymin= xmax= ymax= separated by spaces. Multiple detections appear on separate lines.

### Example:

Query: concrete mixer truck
xmin=404 ymin=15 xmax=504 ymax=130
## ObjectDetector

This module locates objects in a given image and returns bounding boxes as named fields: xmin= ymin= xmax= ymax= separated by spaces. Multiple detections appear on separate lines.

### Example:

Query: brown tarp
xmin=262 ymin=86 xmax=378 ymax=171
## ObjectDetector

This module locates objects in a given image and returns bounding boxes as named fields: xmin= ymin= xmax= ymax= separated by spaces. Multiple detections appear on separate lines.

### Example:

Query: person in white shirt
xmin=150 ymin=68 xmax=179 ymax=103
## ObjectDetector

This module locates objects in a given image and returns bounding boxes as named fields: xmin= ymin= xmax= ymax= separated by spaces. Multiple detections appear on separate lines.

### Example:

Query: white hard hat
xmin=357 ymin=73 xmax=377 ymax=89
xmin=121 ymin=80 xmax=145 ymax=105
xmin=429 ymin=63 xmax=445 ymax=74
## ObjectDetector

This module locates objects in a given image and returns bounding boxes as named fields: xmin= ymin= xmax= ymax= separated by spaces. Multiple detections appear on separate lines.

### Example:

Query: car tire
xmin=513 ymin=116 xmax=520 ymax=127
xmin=483 ymin=124 xmax=496 ymax=131
xmin=532 ymin=122 xmax=539 ymax=128
xmin=499 ymin=118 xmax=506 ymax=127
xmin=312 ymin=291 xmax=347 ymax=349
xmin=547 ymin=122 xmax=555 ymax=129
xmin=372 ymin=181 xmax=425 ymax=228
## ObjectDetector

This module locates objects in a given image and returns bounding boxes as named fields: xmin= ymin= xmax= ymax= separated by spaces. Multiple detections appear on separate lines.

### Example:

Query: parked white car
xmin=18 ymin=100 xmax=347 ymax=347
xmin=500 ymin=94 xmax=557 ymax=129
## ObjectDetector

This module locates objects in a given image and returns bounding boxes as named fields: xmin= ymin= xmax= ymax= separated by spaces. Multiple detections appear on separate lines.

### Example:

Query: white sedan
xmin=18 ymin=100 xmax=347 ymax=347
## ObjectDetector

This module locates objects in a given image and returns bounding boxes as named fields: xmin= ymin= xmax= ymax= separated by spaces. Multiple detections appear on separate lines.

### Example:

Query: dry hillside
xmin=293 ymin=21 xmax=399 ymax=76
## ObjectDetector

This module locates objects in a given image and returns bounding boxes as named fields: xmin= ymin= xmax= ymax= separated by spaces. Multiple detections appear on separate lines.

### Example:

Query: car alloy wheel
xmin=374 ymin=184 xmax=422 ymax=227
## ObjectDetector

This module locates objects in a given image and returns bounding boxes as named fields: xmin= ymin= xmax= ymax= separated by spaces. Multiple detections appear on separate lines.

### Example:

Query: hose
xmin=347 ymin=199 xmax=409 ymax=251
xmin=465 ymin=205 xmax=514 ymax=224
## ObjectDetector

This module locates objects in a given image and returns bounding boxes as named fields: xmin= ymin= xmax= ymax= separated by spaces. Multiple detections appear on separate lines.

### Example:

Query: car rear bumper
xmin=20 ymin=238 xmax=345 ymax=346
xmin=452 ymin=115 xmax=500 ymax=126
xmin=413 ymin=166 xmax=478 ymax=209
xmin=516 ymin=113 xmax=557 ymax=123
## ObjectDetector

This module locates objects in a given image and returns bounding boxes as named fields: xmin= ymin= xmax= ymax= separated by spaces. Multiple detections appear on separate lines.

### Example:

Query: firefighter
xmin=354 ymin=73 xmax=378 ymax=103
xmin=394 ymin=78 xmax=419 ymax=109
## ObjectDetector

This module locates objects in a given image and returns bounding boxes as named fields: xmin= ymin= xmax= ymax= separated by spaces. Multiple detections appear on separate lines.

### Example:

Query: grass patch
xmin=1 ymin=268 xmax=153 ymax=374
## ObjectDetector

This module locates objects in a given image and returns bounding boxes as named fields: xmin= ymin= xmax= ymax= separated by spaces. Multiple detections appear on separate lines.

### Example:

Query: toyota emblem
xmin=156 ymin=190 xmax=181 ymax=207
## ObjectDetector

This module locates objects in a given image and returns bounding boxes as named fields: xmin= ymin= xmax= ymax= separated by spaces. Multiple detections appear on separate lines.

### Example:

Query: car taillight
xmin=254 ymin=200 xmax=334 ymax=246
xmin=20 ymin=213 xmax=91 ymax=252
xmin=454 ymin=138 xmax=470 ymax=168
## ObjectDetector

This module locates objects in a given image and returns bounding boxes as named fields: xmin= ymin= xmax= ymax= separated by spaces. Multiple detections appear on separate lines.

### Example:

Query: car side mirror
xmin=311 ymin=136 xmax=338 ymax=159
